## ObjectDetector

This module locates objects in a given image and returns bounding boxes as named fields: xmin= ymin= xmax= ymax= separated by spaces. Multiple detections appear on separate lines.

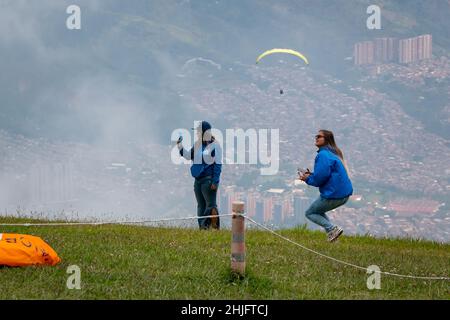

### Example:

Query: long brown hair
xmin=319 ymin=129 xmax=350 ymax=176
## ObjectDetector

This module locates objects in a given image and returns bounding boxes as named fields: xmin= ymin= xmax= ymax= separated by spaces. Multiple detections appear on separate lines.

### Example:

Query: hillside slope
xmin=0 ymin=217 xmax=448 ymax=299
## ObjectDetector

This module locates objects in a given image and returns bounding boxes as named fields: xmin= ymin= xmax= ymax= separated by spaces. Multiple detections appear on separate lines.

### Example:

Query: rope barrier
xmin=0 ymin=213 xmax=235 ymax=227
xmin=245 ymin=216 xmax=450 ymax=281
xmin=0 ymin=212 xmax=448 ymax=281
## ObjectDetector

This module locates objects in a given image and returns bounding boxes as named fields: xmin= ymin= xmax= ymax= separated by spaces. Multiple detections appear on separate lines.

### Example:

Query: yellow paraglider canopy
xmin=256 ymin=48 xmax=309 ymax=65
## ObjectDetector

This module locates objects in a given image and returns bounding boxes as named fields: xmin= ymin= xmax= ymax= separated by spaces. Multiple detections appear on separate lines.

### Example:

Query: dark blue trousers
xmin=193 ymin=176 xmax=220 ymax=229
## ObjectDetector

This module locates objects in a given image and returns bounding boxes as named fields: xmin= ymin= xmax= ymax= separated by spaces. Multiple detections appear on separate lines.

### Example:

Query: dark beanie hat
xmin=192 ymin=120 xmax=212 ymax=133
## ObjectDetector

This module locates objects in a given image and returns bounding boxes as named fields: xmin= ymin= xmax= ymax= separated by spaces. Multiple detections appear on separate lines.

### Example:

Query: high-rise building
xmin=273 ymin=204 xmax=282 ymax=226
xmin=399 ymin=34 xmax=432 ymax=64
xmin=354 ymin=41 xmax=374 ymax=65
xmin=399 ymin=37 xmax=414 ymax=63
xmin=355 ymin=34 xmax=432 ymax=65
xmin=282 ymin=197 xmax=292 ymax=220
xmin=263 ymin=197 xmax=273 ymax=222
xmin=255 ymin=201 xmax=264 ymax=223
xmin=418 ymin=34 xmax=432 ymax=60
xmin=374 ymin=37 xmax=398 ymax=63
xmin=246 ymin=192 xmax=256 ymax=217
xmin=399 ymin=38 xmax=410 ymax=64
xmin=293 ymin=195 xmax=311 ymax=226
xmin=417 ymin=35 xmax=425 ymax=60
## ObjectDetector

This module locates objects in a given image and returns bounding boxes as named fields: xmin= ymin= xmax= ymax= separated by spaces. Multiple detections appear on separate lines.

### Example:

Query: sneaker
xmin=327 ymin=226 xmax=343 ymax=242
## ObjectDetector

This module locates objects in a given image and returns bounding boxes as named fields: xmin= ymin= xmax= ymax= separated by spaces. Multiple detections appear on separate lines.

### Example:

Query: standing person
xmin=177 ymin=121 xmax=222 ymax=230
xmin=299 ymin=130 xmax=353 ymax=242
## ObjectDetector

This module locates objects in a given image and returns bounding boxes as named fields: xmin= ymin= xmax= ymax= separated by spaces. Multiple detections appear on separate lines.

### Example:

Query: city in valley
xmin=1 ymin=34 xmax=448 ymax=242
xmin=0 ymin=33 xmax=450 ymax=242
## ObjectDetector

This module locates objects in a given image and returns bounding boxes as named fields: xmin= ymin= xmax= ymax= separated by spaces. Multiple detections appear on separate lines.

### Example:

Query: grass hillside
xmin=0 ymin=217 xmax=448 ymax=299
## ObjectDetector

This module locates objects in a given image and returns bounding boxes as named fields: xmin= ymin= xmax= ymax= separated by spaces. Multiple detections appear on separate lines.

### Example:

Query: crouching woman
xmin=299 ymin=130 xmax=353 ymax=242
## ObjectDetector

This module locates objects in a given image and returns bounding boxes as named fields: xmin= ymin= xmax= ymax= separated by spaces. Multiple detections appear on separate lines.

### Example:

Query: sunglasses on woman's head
xmin=315 ymin=135 xmax=325 ymax=139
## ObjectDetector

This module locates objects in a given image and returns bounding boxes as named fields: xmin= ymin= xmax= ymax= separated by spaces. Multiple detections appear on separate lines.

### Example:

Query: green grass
xmin=0 ymin=217 xmax=448 ymax=299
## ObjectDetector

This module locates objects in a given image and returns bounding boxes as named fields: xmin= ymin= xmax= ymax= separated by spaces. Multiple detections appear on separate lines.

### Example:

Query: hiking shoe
xmin=327 ymin=226 xmax=343 ymax=242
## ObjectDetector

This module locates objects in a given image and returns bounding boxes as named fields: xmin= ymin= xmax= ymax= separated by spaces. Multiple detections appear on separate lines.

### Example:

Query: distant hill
xmin=1 ymin=0 xmax=449 ymax=142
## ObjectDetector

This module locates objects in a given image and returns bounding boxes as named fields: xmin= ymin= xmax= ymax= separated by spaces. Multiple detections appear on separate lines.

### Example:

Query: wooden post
xmin=231 ymin=201 xmax=245 ymax=276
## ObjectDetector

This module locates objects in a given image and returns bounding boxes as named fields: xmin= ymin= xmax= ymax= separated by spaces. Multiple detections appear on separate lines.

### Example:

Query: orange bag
xmin=0 ymin=233 xmax=61 ymax=267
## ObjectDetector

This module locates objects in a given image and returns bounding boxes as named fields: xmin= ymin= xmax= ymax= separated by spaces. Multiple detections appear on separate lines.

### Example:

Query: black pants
xmin=194 ymin=176 xmax=220 ymax=229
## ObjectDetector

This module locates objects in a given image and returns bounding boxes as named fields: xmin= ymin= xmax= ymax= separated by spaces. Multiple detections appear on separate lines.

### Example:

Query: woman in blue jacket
xmin=177 ymin=121 xmax=222 ymax=230
xmin=299 ymin=130 xmax=353 ymax=242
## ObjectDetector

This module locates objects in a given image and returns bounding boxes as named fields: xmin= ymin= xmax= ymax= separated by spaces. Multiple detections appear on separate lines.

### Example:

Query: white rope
xmin=1 ymin=212 xmax=448 ymax=280
xmin=0 ymin=213 xmax=235 ymax=227
xmin=245 ymin=216 xmax=450 ymax=281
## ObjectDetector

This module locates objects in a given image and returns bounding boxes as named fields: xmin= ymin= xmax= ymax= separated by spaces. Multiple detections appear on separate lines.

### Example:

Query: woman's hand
xmin=298 ymin=168 xmax=311 ymax=181
xmin=210 ymin=184 xmax=218 ymax=191
xmin=300 ymin=172 xmax=311 ymax=181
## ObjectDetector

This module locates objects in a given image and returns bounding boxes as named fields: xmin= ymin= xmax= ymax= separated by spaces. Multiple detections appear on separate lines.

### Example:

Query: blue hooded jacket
xmin=180 ymin=140 xmax=222 ymax=185
xmin=305 ymin=145 xmax=353 ymax=199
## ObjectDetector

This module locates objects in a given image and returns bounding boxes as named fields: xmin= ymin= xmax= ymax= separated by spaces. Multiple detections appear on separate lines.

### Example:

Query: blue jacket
xmin=306 ymin=146 xmax=353 ymax=199
xmin=180 ymin=141 xmax=222 ymax=185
